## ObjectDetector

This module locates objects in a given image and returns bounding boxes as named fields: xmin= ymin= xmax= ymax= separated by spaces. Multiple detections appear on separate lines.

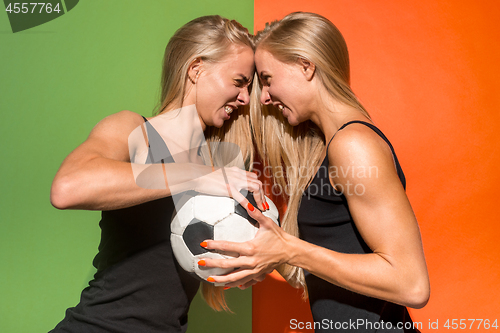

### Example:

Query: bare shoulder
xmin=89 ymin=110 xmax=145 ymax=138
xmin=327 ymin=123 xmax=396 ymax=180
xmin=76 ymin=110 xmax=146 ymax=162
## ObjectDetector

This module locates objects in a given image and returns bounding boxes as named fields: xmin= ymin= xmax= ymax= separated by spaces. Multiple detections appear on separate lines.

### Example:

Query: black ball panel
xmin=234 ymin=191 xmax=260 ymax=226
xmin=183 ymin=219 xmax=214 ymax=256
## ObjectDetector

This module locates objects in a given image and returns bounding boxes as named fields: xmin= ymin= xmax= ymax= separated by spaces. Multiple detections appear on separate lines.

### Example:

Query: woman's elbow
xmin=50 ymin=176 xmax=77 ymax=210
xmin=404 ymin=277 xmax=430 ymax=309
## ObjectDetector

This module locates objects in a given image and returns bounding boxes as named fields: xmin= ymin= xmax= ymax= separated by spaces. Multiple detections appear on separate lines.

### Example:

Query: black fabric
xmin=298 ymin=121 xmax=417 ymax=332
xmin=50 ymin=117 xmax=199 ymax=333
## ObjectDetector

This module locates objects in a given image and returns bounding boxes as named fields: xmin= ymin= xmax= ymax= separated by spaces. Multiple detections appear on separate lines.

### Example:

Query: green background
xmin=0 ymin=1 xmax=254 ymax=332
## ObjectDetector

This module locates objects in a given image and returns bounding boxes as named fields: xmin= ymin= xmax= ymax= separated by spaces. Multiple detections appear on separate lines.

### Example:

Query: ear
xmin=298 ymin=58 xmax=315 ymax=81
xmin=187 ymin=57 xmax=203 ymax=84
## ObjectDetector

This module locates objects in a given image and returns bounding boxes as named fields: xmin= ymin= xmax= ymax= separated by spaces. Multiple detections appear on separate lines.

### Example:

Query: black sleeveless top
xmin=298 ymin=121 xmax=417 ymax=332
xmin=51 ymin=117 xmax=200 ymax=333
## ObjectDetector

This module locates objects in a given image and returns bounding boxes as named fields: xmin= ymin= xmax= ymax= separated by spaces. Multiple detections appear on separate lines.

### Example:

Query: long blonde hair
xmin=251 ymin=12 xmax=370 ymax=296
xmin=157 ymin=15 xmax=255 ymax=311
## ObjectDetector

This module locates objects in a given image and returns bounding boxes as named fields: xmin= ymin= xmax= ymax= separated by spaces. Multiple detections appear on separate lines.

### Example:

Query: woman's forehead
xmin=217 ymin=45 xmax=255 ymax=75
xmin=255 ymin=49 xmax=287 ymax=72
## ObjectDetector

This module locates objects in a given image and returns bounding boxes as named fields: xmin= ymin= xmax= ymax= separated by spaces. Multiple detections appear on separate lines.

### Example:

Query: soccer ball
xmin=170 ymin=193 xmax=279 ymax=284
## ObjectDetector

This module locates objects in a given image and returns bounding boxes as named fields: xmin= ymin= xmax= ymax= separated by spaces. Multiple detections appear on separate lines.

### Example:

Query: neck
xmin=309 ymin=87 xmax=370 ymax=142
xmin=156 ymin=104 xmax=206 ymax=150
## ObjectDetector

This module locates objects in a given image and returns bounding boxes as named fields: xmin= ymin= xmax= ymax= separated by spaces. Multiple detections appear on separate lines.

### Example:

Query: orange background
xmin=252 ymin=1 xmax=500 ymax=332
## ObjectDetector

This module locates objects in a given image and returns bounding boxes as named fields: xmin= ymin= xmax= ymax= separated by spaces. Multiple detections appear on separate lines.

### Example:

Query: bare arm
xmin=50 ymin=111 xmax=169 ymax=210
xmin=51 ymin=111 xmax=265 ymax=211
xmin=285 ymin=126 xmax=430 ymax=308
xmin=202 ymin=125 xmax=430 ymax=308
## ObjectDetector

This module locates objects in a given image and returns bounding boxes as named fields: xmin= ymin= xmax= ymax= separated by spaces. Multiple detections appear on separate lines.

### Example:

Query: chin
xmin=286 ymin=117 xmax=300 ymax=126
xmin=212 ymin=119 xmax=225 ymax=128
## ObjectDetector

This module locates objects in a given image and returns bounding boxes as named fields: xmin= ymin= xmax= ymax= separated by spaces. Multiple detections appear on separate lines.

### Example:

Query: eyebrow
xmin=258 ymin=72 xmax=270 ymax=81
xmin=237 ymin=74 xmax=251 ymax=83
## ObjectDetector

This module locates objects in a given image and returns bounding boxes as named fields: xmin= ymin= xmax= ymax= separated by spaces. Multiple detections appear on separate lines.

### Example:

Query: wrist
xmin=281 ymin=231 xmax=301 ymax=266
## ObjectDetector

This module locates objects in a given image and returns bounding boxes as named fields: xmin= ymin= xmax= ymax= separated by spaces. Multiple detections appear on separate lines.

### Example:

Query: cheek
xmin=220 ymin=83 xmax=240 ymax=103
xmin=212 ymin=77 xmax=234 ymax=100
xmin=269 ymin=84 xmax=285 ymax=101
xmin=199 ymin=76 xmax=223 ymax=106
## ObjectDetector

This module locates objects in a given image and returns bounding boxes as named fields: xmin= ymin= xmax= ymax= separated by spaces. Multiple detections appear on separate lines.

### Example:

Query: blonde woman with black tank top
xmin=49 ymin=16 xmax=267 ymax=333
xmin=201 ymin=12 xmax=430 ymax=333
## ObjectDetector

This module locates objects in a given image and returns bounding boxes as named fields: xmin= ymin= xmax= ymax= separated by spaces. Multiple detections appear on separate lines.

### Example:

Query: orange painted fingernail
xmin=200 ymin=241 xmax=208 ymax=248
xmin=198 ymin=260 xmax=206 ymax=266
xmin=223 ymin=286 xmax=230 ymax=290
xmin=265 ymin=202 xmax=269 ymax=210
xmin=238 ymin=285 xmax=243 ymax=288
xmin=207 ymin=277 xmax=215 ymax=283
xmin=248 ymin=203 xmax=254 ymax=211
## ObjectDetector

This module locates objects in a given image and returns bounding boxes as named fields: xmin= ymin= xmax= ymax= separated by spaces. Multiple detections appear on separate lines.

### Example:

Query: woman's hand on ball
xmin=194 ymin=166 xmax=266 ymax=210
xmin=200 ymin=205 xmax=292 ymax=286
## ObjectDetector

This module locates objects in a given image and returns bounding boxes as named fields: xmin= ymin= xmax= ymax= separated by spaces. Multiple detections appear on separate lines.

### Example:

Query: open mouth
xmin=275 ymin=103 xmax=285 ymax=112
xmin=224 ymin=105 xmax=236 ymax=115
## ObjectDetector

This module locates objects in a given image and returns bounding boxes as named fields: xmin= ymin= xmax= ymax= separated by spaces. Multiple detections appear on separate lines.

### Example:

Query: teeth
xmin=278 ymin=105 xmax=284 ymax=111
xmin=224 ymin=105 xmax=233 ymax=114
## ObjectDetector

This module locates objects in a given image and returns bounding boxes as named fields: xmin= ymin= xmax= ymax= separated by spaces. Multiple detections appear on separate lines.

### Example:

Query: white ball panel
xmin=193 ymin=252 xmax=233 ymax=281
xmin=263 ymin=195 xmax=280 ymax=225
xmin=214 ymin=214 xmax=257 ymax=243
xmin=171 ymin=197 xmax=195 ymax=235
xmin=170 ymin=234 xmax=195 ymax=273
xmin=192 ymin=195 xmax=235 ymax=224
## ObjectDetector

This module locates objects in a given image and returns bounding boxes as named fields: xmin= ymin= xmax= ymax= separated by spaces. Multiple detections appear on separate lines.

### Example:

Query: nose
xmin=260 ymin=86 xmax=272 ymax=105
xmin=237 ymin=87 xmax=250 ymax=106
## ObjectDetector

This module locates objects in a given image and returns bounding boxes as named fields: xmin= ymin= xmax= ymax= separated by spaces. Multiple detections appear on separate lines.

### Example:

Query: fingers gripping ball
xmin=170 ymin=193 xmax=279 ymax=285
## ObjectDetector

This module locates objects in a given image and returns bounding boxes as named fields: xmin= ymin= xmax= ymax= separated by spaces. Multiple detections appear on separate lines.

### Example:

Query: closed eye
xmin=259 ymin=74 xmax=270 ymax=86
xmin=235 ymin=74 xmax=251 ymax=88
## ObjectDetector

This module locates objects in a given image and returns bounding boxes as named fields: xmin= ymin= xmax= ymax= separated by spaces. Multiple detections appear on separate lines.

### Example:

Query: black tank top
xmin=297 ymin=121 xmax=417 ymax=332
xmin=51 ymin=116 xmax=199 ymax=333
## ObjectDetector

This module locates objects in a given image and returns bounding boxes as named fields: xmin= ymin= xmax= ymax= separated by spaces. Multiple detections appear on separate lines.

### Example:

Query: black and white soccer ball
xmin=170 ymin=193 xmax=279 ymax=284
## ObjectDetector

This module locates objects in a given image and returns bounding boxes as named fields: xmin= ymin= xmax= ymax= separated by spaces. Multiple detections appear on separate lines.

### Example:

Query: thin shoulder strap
xmin=141 ymin=116 xmax=155 ymax=163
xmin=141 ymin=115 xmax=175 ymax=164
xmin=326 ymin=120 xmax=406 ymax=189
xmin=327 ymin=120 xmax=394 ymax=154
xmin=326 ymin=120 xmax=368 ymax=151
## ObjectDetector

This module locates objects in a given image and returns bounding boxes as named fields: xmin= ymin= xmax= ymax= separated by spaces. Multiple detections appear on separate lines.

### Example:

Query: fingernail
xmin=198 ymin=260 xmax=206 ymax=266
xmin=223 ymin=286 xmax=230 ymax=290
xmin=265 ymin=202 xmax=269 ymax=210
xmin=200 ymin=241 xmax=207 ymax=248
xmin=207 ymin=277 xmax=215 ymax=283
xmin=238 ymin=285 xmax=243 ymax=288
xmin=248 ymin=203 xmax=254 ymax=212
